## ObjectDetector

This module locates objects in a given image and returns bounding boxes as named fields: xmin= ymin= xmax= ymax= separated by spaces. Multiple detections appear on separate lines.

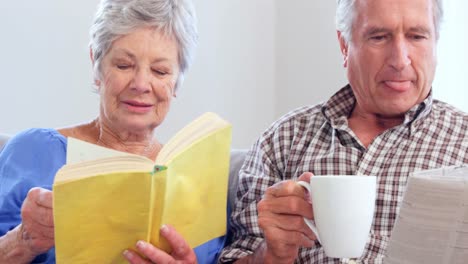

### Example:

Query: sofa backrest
xmin=0 ymin=134 xmax=247 ymax=214
xmin=228 ymin=149 xmax=247 ymax=210
xmin=0 ymin=134 xmax=10 ymax=152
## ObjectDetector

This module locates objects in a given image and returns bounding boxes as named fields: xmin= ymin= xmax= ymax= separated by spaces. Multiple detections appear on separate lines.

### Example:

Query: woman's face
xmin=97 ymin=27 xmax=180 ymax=134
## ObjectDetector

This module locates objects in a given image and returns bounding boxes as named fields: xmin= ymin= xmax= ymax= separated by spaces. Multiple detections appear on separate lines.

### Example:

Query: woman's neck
xmin=58 ymin=119 xmax=161 ymax=160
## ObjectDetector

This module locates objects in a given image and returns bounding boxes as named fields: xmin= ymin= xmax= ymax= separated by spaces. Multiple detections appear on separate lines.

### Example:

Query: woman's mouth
xmin=122 ymin=100 xmax=153 ymax=113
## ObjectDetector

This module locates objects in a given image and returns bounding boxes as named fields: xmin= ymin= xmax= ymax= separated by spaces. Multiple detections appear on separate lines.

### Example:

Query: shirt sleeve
xmin=0 ymin=128 xmax=66 ymax=263
xmin=218 ymin=129 xmax=285 ymax=263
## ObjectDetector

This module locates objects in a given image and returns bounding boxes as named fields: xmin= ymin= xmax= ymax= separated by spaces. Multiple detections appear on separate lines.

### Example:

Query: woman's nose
xmin=130 ymin=68 xmax=151 ymax=93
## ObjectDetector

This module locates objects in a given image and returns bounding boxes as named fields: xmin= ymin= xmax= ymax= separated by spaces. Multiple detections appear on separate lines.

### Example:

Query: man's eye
xmin=410 ymin=35 xmax=426 ymax=40
xmin=370 ymin=35 xmax=387 ymax=41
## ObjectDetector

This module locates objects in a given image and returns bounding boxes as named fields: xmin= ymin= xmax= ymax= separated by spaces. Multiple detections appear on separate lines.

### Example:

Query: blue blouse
xmin=0 ymin=128 xmax=225 ymax=264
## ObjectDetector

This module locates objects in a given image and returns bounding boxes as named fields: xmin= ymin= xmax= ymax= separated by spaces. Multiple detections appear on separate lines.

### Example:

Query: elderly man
xmin=219 ymin=0 xmax=468 ymax=263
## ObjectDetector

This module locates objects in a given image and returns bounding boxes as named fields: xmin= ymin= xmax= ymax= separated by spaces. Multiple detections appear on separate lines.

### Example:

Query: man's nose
xmin=388 ymin=37 xmax=411 ymax=71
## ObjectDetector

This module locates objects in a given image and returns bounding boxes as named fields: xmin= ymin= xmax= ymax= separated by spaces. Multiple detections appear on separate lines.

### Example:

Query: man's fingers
xmin=264 ymin=172 xmax=314 ymax=199
xmin=258 ymin=195 xmax=313 ymax=219
xmin=264 ymin=180 xmax=307 ymax=199
xmin=297 ymin=172 xmax=313 ymax=182
xmin=263 ymin=226 xmax=315 ymax=251
xmin=258 ymin=207 xmax=316 ymax=241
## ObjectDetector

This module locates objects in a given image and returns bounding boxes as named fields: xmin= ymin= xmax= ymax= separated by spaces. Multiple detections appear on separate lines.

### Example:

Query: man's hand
xmin=257 ymin=172 xmax=316 ymax=264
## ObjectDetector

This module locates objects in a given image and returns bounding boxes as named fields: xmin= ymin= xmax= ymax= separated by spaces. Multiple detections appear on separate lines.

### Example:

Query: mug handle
xmin=297 ymin=181 xmax=321 ymax=243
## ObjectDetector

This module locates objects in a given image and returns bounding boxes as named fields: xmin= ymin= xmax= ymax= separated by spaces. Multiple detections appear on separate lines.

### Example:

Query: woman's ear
xmin=89 ymin=48 xmax=101 ymax=87
xmin=171 ymin=79 xmax=177 ymax=98
xmin=89 ymin=47 xmax=96 ymax=67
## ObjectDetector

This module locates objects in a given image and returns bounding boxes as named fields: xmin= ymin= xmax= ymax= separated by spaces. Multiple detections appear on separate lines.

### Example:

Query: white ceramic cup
xmin=297 ymin=175 xmax=376 ymax=258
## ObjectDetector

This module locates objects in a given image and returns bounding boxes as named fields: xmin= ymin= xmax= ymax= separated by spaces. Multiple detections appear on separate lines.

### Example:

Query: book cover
xmin=53 ymin=112 xmax=232 ymax=263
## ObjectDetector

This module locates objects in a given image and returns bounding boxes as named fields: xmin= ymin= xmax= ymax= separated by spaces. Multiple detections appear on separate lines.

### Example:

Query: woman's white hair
xmin=336 ymin=0 xmax=444 ymax=43
xmin=89 ymin=0 xmax=198 ymax=92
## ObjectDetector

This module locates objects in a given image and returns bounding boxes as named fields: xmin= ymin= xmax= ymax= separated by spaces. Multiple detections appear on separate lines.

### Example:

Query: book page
xmin=57 ymin=138 xmax=153 ymax=183
xmin=385 ymin=165 xmax=468 ymax=264
xmin=67 ymin=137 xmax=135 ymax=164
xmin=156 ymin=112 xmax=230 ymax=165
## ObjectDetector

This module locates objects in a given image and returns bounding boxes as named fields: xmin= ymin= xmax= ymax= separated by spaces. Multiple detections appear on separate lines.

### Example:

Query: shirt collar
xmin=321 ymin=84 xmax=433 ymax=132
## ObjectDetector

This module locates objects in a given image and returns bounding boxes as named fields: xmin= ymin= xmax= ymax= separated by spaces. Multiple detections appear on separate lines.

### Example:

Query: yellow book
xmin=53 ymin=112 xmax=232 ymax=263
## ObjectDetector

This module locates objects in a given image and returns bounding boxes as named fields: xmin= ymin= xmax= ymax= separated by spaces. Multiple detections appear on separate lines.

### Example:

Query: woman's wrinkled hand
xmin=19 ymin=187 xmax=55 ymax=255
xmin=123 ymin=224 xmax=197 ymax=264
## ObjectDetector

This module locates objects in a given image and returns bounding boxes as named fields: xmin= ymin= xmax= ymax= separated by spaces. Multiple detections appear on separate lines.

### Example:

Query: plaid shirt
xmin=219 ymin=85 xmax=468 ymax=263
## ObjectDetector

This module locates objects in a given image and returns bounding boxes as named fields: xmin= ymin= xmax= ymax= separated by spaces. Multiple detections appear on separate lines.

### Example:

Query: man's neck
xmin=348 ymin=108 xmax=404 ymax=148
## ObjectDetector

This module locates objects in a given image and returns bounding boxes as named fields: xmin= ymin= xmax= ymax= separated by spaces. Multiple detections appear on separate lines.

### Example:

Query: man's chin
xmin=377 ymin=104 xmax=413 ymax=118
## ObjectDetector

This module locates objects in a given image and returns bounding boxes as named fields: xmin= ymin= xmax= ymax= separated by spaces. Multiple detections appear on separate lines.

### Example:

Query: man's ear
xmin=337 ymin=31 xmax=348 ymax=67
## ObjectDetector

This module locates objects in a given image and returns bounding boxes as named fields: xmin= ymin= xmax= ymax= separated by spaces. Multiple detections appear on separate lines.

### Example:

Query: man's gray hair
xmin=336 ymin=0 xmax=444 ymax=43
xmin=89 ymin=0 xmax=198 ymax=92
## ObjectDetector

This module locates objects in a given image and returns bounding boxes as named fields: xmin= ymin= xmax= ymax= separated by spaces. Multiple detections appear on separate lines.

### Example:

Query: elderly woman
xmin=0 ymin=0 xmax=220 ymax=263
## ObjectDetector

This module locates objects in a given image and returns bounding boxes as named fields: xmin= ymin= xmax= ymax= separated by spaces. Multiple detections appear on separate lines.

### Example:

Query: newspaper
xmin=385 ymin=165 xmax=468 ymax=264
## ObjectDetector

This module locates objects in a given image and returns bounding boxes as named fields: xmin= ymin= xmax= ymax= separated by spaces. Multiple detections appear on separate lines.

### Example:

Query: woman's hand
xmin=19 ymin=187 xmax=55 ymax=255
xmin=0 ymin=187 xmax=54 ymax=263
xmin=123 ymin=224 xmax=197 ymax=264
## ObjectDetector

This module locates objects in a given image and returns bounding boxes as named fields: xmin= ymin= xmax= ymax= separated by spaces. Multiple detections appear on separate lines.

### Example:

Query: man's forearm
xmin=233 ymin=241 xmax=266 ymax=264
xmin=0 ymin=225 xmax=36 ymax=264
xmin=233 ymin=241 xmax=282 ymax=264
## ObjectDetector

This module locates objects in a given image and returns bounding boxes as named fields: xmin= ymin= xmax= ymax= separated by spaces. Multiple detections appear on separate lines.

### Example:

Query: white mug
xmin=297 ymin=175 xmax=376 ymax=258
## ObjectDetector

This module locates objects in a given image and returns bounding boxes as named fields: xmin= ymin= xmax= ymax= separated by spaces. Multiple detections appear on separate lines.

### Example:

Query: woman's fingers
xmin=160 ymin=225 xmax=195 ymax=261
xmin=123 ymin=249 xmax=151 ymax=264
xmin=136 ymin=240 xmax=172 ymax=263
xmin=123 ymin=225 xmax=196 ymax=264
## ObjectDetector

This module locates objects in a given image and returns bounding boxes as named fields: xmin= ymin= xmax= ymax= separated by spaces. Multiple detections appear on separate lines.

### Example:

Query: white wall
xmin=0 ymin=0 xmax=276 ymax=149
xmin=1 ymin=1 xmax=466 ymax=149
xmin=275 ymin=1 xmax=346 ymax=118
xmin=433 ymin=0 xmax=468 ymax=112
xmin=163 ymin=0 xmax=276 ymax=148
xmin=275 ymin=0 xmax=468 ymax=115
xmin=0 ymin=0 xmax=98 ymax=133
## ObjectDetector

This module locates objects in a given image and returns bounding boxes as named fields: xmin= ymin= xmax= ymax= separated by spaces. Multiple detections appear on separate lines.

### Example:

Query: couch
xmin=0 ymin=134 xmax=247 ymax=213
xmin=0 ymin=134 xmax=9 ymax=153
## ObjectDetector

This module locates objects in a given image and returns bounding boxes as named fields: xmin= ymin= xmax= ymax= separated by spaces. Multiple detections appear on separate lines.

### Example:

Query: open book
xmin=53 ymin=112 xmax=232 ymax=263
xmin=385 ymin=165 xmax=468 ymax=264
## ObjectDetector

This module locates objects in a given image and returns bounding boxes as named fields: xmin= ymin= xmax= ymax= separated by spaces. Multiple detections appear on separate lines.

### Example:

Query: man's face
xmin=340 ymin=0 xmax=437 ymax=117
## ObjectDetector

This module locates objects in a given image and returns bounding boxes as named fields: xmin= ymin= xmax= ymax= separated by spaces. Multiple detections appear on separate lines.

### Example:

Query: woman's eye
xmin=153 ymin=69 xmax=167 ymax=76
xmin=117 ymin=65 xmax=131 ymax=70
